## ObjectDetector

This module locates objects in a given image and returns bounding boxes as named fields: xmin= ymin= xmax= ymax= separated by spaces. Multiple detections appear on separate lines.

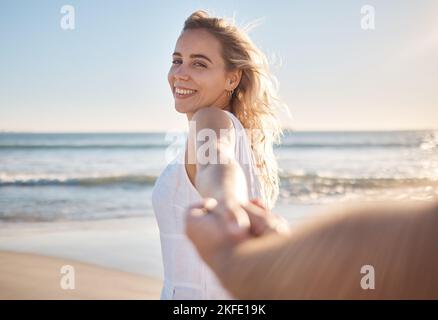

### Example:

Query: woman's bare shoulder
xmin=191 ymin=107 xmax=233 ymax=133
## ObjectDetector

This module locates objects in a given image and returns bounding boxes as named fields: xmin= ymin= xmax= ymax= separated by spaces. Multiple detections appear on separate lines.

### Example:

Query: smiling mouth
xmin=174 ymin=87 xmax=197 ymax=99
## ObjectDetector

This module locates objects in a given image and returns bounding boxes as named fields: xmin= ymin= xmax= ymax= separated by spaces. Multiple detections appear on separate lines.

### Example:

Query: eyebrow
xmin=172 ymin=52 xmax=213 ymax=64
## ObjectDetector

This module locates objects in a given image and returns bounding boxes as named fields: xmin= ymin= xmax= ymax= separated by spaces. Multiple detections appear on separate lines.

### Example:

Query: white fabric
xmin=151 ymin=110 xmax=263 ymax=300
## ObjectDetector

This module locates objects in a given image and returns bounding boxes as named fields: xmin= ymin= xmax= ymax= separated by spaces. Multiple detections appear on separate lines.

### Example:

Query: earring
xmin=227 ymin=89 xmax=234 ymax=97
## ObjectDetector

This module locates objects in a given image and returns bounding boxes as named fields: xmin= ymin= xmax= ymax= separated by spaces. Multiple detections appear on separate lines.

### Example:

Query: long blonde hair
xmin=183 ymin=10 xmax=287 ymax=209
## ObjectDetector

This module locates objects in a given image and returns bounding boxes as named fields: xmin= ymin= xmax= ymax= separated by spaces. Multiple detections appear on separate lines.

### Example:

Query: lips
xmin=174 ymin=90 xmax=198 ymax=99
xmin=174 ymin=86 xmax=197 ymax=99
xmin=173 ymin=86 xmax=195 ymax=90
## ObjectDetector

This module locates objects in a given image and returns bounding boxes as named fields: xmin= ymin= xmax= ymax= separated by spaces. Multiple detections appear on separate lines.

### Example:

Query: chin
xmin=174 ymin=103 xmax=192 ymax=114
xmin=174 ymin=104 xmax=186 ymax=114
xmin=175 ymin=101 xmax=201 ymax=114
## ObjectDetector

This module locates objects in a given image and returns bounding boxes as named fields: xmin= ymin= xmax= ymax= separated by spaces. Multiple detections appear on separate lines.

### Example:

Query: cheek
xmin=199 ymin=73 xmax=225 ymax=93
xmin=167 ymin=69 xmax=174 ymax=87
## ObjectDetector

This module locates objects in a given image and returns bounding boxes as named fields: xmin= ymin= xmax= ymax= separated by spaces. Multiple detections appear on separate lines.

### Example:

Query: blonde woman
xmin=152 ymin=10 xmax=287 ymax=299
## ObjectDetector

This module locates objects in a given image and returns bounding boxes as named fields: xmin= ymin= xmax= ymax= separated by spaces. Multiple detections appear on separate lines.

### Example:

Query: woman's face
xmin=168 ymin=29 xmax=234 ymax=118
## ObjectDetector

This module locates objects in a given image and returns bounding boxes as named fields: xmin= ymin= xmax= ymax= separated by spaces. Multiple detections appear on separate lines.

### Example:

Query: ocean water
xmin=0 ymin=131 xmax=437 ymax=222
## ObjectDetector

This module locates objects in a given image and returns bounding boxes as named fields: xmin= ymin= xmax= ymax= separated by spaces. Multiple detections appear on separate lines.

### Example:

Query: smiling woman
xmin=168 ymin=11 xmax=287 ymax=208
xmin=169 ymin=28 xmax=239 ymax=118
xmin=151 ymin=10 xmax=288 ymax=300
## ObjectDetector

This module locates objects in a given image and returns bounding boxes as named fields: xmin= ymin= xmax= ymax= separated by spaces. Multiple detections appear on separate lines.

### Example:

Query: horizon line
xmin=1 ymin=128 xmax=436 ymax=134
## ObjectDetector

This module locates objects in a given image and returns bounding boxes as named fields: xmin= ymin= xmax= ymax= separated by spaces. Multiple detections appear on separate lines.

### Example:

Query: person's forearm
xmin=210 ymin=230 xmax=296 ymax=299
xmin=195 ymin=159 xmax=249 ymax=204
xmin=212 ymin=201 xmax=438 ymax=299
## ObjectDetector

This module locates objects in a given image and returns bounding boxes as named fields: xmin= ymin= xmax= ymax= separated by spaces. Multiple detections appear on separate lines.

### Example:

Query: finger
xmin=190 ymin=204 xmax=250 ymax=244
xmin=188 ymin=208 xmax=208 ymax=217
xmin=274 ymin=221 xmax=291 ymax=234
xmin=225 ymin=214 xmax=251 ymax=243
xmin=208 ymin=203 xmax=251 ymax=238
xmin=243 ymin=200 xmax=269 ymax=217
xmin=242 ymin=202 xmax=272 ymax=236
xmin=227 ymin=224 xmax=251 ymax=243
xmin=250 ymin=198 xmax=266 ymax=210
xmin=204 ymin=198 xmax=218 ymax=211
xmin=274 ymin=215 xmax=291 ymax=234
xmin=233 ymin=206 xmax=250 ymax=229
xmin=218 ymin=204 xmax=250 ymax=231
xmin=249 ymin=215 xmax=270 ymax=236
xmin=242 ymin=202 xmax=289 ymax=236
xmin=185 ymin=203 xmax=222 ymax=230
xmin=187 ymin=198 xmax=218 ymax=211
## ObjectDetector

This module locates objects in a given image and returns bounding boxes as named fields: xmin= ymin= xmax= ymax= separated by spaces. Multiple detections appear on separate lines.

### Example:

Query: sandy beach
xmin=0 ymin=251 xmax=162 ymax=299
xmin=0 ymin=217 xmax=163 ymax=299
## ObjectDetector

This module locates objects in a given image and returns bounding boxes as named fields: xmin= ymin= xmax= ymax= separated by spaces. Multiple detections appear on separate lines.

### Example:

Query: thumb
xmin=185 ymin=198 xmax=219 ymax=240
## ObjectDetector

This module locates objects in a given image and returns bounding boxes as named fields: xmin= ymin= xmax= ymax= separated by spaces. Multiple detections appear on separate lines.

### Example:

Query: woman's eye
xmin=171 ymin=60 xmax=205 ymax=68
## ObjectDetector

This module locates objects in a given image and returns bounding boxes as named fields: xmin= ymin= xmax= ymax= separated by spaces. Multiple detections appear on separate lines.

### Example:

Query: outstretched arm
xmin=187 ymin=200 xmax=438 ymax=299
xmin=188 ymin=107 xmax=250 ymax=232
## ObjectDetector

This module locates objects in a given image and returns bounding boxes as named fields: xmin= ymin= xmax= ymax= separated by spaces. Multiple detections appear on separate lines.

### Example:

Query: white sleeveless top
xmin=151 ymin=110 xmax=263 ymax=300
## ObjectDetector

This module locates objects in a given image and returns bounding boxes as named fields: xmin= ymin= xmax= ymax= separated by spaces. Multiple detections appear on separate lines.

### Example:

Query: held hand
xmin=185 ymin=198 xmax=250 ymax=267
xmin=245 ymin=198 xmax=290 ymax=236
xmin=211 ymin=195 xmax=251 ymax=239
xmin=185 ymin=197 xmax=290 ymax=266
xmin=206 ymin=196 xmax=289 ymax=237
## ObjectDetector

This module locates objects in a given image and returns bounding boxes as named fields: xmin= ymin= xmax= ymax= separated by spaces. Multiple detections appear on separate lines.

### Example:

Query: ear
xmin=226 ymin=69 xmax=242 ymax=90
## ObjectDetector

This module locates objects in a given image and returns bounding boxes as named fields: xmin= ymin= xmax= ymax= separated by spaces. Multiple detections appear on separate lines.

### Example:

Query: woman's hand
xmin=210 ymin=195 xmax=251 ymax=239
xmin=245 ymin=198 xmax=290 ymax=236
xmin=185 ymin=197 xmax=290 ymax=268
xmin=185 ymin=198 xmax=249 ymax=269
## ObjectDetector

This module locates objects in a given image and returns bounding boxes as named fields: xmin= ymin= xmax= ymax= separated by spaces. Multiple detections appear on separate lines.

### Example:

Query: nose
xmin=173 ymin=65 xmax=189 ymax=81
xmin=174 ymin=74 xmax=189 ymax=81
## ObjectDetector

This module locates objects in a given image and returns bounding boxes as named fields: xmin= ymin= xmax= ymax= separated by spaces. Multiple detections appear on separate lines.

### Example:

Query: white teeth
xmin=175 ymin=88 xmax=196 ymax=95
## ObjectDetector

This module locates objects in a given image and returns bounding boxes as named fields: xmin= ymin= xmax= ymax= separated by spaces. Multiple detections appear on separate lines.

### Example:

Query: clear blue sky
xmin=1 ymin=0 xmax=437 ymax=132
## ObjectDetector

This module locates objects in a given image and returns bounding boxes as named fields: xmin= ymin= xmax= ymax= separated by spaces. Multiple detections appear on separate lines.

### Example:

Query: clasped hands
xmin=185 ymin=196 xmax=289 ymax=267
